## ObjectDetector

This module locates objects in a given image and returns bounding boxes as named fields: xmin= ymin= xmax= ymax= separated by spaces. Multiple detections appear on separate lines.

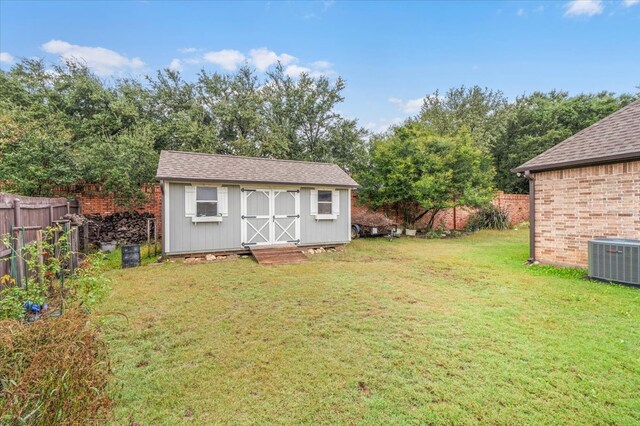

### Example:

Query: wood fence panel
xmin=0 ymin=194 xmax=80 ymax=277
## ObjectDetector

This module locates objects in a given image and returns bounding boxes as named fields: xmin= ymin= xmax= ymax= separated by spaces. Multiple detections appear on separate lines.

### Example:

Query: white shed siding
xmin=299 ymin=188 xmax=350 ymax=245
xmin=165 ymin=183 xmax=351 ymax=255
xmin=167 ymin=182 xmax=242 ymax=254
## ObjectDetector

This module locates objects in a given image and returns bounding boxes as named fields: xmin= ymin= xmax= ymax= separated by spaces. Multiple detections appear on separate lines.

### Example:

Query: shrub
xmin=0 ymin=227 xmax=111 ymax=321
xmin=467 ymin=205 xmax=510 ymax=230
xmin=0 ymin=277 xmax=47 ymax=321
xmin=0 ymin=309 xmax=112 ymax=425
xmin=66 ymin=253 xmax=111 ymax=309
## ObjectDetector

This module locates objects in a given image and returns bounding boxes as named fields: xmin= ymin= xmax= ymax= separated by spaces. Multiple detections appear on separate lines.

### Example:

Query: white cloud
xmin=179 ymin=47 xmax=199 ymax=54
xmin=284 ymin=64 xmax=311 ymax=77
xmin=284 ymin=62 xmax=336 ymax=78
xmin=41 ymin=39 xmax=144 ymax=76
xmin=312 ymin=60 xmax=332 ymax=69
xmin=199 ymin=47 xmax=335 ymax=76
xmin=0 ymin=52 xmax=14 ymax=63
xmin=168 ymin=58 xmax=182 ymax=72
xmin=404 ymin=98 xmax=426 ymax=113
xmin=517 ymin=8 xmax=525 ymax=16
xmin=203 ymin=49 xmax=246 ymax=70
xmin=623 ymin=0 xmax=639 ymax=6
xmin=389 ymin=97 xmax=426 ymax=114
xmin=564 ymin=0 xmax=603 ymax=17
xmin=249 ymin=48 xmax=296 ymax=71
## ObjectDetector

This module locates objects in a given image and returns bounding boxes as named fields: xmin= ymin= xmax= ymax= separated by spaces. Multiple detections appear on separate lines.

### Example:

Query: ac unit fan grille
xmin=588 ymin=239 xmax=640 ymax=286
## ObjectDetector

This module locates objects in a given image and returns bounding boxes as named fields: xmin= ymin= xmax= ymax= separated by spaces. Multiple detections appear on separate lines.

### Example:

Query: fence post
xmin=13 ymin=228 xmax=24 ymax=288
xmin=66 ymin=201 xmax=70 ymax=215
xmin=13 ymin=201 xmax=24 ymax=287
xmin=83 ymin=222 xmax=89 ymax=253
xmin=14 ymin=199 xmax=21 ymax=228
xmin=146 ymin=218 xmax=151 ymax=258
xmin=154 ymin=218 xmax=158 ymax=257
xmin=70 ymin=226 xmax=78 ymax=275
xmin=36 ymin=229 xmax=44 ymax=284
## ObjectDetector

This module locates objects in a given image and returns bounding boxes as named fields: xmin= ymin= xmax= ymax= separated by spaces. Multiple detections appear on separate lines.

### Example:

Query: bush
xmin=0 ymin=227 xmax=111 ymax=321
xmin=66 ymin=253 xmax=111 ymax=309
xmin=0 ymin=309 xmax=112 ymax=424
xmin=467 ymin=205 xmax=510 ymax=230
xmin=0 ymin=277 xmax=47 ymax=321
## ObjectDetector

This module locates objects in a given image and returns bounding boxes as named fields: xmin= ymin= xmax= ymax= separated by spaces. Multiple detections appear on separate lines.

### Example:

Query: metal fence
xmin=0 ymin=193 xmax=80 ymax=278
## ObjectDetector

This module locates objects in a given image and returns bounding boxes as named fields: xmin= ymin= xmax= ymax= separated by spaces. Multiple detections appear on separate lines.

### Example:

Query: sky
xmin=1 ymin=0 xmax=639 ymax=132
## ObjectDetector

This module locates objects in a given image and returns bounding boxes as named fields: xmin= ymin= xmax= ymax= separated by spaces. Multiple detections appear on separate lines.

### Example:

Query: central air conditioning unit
xmin=588 ymin=238 xmax=640 ymax=286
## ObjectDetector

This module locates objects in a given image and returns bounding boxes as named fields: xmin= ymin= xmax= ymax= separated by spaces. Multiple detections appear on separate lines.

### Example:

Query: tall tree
xmin=0 ymin=58 xmax=368 ymax=203
xmin=419 ymin=85 xmax=509 ymax=149
xmin=357 ymin=122 xmax=495 ymax=229
xmin=492 ymin=91 xmax=637 ymax=193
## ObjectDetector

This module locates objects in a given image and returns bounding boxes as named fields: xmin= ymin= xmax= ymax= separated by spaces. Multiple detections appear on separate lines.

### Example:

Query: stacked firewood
xmin=66 ymin=212 xmax=156 ymax=244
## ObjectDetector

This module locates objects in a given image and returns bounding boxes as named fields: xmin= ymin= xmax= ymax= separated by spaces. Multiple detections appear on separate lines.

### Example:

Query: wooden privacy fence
xmin=0 ymin=193 xmax=81 ymax=279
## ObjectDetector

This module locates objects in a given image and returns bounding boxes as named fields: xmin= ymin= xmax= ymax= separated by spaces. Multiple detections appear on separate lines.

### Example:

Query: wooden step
xmin=249 ymin=244 xmax=309 ymax=265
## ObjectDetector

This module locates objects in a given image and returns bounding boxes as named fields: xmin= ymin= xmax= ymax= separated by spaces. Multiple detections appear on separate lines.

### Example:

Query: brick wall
xmin=54 ymin=184 xmax=163 ymax=234
xmin=352 ymin=191 xmax=530 ymax=230
xmin=533 ymin=160 xmax=640 ymax=268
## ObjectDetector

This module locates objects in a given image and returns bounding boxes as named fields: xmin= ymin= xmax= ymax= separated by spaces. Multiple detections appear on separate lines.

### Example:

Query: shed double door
xmin=241 ymin=188 xmax=300 ymax=246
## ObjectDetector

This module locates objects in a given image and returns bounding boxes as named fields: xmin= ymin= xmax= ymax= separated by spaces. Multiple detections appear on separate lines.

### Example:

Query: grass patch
xmin=95 ymin=229 xmax=640 ymax=425
xmin=1 ymin=309 xmax=111 ymax=424
xmin=527 ymin=263 xmax=588 ymax=280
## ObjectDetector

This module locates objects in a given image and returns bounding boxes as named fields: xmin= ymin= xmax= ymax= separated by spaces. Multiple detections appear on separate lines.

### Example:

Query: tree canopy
xmin=409 ymin=85 xmax=637 ymax=194
xmin=357 ymin=122 xmax=495 ymax=228
xmin=0 ymin=59 xmax=368 ymax=203
xmin=0 ymin=59 xmax=636 ymax=206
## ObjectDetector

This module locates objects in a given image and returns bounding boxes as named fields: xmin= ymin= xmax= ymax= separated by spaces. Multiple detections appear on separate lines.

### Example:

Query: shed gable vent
xmin=588 ymin=239 xmax=640 ymax=286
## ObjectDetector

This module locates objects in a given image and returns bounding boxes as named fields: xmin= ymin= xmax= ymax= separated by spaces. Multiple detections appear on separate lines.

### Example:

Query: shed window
xmin=196 ymin=186 xmax=218 ymax=217
xmin=317 ymin=190 xmax=332 ymax=214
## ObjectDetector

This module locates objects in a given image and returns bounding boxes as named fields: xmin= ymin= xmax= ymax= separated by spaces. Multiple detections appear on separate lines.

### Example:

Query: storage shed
xmin=156 ymin=151 xmax=359 ymax=256
xmin=513 ymin=99 xmax=640 ymax=268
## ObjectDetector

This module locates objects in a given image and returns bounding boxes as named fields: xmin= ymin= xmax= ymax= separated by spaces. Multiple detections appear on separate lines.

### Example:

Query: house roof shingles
xmin=513 ymin=99 xmax=640 ymax=173
xmin=156 ymin=150 xmax=360 ymax=188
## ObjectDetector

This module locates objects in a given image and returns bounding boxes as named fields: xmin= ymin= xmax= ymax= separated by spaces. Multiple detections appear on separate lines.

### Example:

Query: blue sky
xmin=1 ymin=0 xmax=639 ymax=132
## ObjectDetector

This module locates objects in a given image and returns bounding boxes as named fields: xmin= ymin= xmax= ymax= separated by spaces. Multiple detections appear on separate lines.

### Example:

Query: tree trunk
xmin=426 ymin=208 xmax=442 ymax=231
xmin=411 ymin=209 xmax=431 ymax=226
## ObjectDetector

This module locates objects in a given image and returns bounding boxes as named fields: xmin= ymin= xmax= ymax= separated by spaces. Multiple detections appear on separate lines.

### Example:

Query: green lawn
xmin=95 ymin=230 xmax=640 ymax=425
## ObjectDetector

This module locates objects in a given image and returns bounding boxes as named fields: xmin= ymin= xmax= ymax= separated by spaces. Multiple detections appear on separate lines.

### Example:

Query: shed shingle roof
xmin=156 ymin=150 xmax=360 ymax=188
xmin=513 ymin=99 xmax=640 ymax=173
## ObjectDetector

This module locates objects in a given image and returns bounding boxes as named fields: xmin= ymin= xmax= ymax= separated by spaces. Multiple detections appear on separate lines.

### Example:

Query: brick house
xmin=513 ymin=99 xmax=640 ymax=268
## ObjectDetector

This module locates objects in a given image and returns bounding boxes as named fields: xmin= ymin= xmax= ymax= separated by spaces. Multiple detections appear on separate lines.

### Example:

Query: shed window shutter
xmin=218 ymin=187 xmax=228 ymax=217
xmin=310 ymin=189 xmax=318 ymax=215
xmin=184 ymin=186 xmax=196 ymax=217
xmin=332 ymin=190 xmax=340 ymax=215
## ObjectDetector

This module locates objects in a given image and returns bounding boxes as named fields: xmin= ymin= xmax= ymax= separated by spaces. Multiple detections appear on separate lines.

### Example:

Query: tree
xmin=0 ymin=58 xmax=368 ymax=206
xmin=262 ymin=64 xmax=348 ymax=162
xmin=492 ymin=91 xmax=637 ymax=193
xmin=198 ymin=66 xmax=264 ymax=156
xmin=357 ymin=122 xmax=495 ymax=229
xmin=77 ymin=126 xmax=159 ymax=207
xmin=145 ymin=69 xmax=220 ymax=153
xmin=0 ymin=110 xmax=78 ymax=196
xmin=419 ymin=85 xmax=509 ymax=149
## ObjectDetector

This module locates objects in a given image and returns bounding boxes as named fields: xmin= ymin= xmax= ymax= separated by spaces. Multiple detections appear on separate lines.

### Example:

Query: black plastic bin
xmin=121 ymin=244 xmax=141 ymax=268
